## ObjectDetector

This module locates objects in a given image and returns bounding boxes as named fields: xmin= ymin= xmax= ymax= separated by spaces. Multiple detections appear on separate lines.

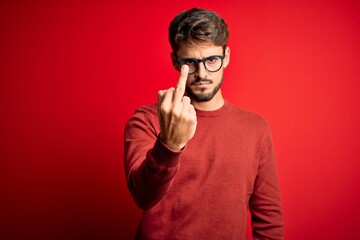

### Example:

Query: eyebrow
xmin=177 ymin=54 xmax=224 ymax=60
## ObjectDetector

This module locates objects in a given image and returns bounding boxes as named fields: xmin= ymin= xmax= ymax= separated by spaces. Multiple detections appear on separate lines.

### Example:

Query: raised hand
xmin=157 ymin=65 xmax=197 ymax=151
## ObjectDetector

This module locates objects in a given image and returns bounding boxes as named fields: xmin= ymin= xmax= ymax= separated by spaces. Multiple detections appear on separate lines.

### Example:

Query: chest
xmin=178 ymin=117 xmax=261 ymax=188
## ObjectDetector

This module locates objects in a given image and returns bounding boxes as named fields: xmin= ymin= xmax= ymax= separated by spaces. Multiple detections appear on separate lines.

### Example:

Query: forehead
xmin=176 ymin=42 xmax=223 ymax=59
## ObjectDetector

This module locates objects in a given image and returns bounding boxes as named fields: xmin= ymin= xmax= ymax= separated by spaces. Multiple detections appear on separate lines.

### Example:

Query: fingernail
xmin=182 ymin=65 xmax=189 ymax=72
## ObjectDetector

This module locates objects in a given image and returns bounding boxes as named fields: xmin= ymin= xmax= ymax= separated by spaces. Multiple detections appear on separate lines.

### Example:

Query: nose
xmin=195 ymin=62 xmax=208 ymax=79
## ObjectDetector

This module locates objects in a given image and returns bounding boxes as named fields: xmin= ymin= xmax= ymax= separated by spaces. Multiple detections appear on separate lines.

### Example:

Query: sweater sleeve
xmin=249 ymin=122 xmax=284 ymax=240
xmin=124 ymin=107 xmax=182 ymax=210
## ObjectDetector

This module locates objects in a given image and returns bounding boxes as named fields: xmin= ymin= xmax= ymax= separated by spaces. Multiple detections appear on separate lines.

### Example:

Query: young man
xmin=124 ymin=8 xmax=283 ymax=239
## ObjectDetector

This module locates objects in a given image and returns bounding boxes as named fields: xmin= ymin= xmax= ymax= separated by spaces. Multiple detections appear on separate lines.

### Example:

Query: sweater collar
xmin=195 ymin=99 xmax=231 ymax=117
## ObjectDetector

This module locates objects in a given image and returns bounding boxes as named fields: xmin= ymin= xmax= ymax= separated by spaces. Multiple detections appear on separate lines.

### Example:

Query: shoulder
xmin=227 ymin=101 xmax=269 ymax=125
xmin=224 ymin=101 xmax=272 ymax=137
xmin=125 ymin=103 xmax=160 ymax=137
xmin=125 ymin=103 xmax=159 ymax=129
xmin=134 ymin=103 xmax=158 ymax=117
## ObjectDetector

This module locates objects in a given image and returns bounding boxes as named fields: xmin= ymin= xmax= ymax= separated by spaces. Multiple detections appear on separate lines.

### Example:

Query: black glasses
xmin=177 ymin=55 xmax=225 ymax=75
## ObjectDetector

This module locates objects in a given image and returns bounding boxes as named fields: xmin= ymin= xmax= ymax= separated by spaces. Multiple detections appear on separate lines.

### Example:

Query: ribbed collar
xmin=195 ymin=100 xmax=231 ymax=117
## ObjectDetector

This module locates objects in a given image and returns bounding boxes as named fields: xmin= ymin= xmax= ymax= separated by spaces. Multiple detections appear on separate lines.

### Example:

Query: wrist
xmin=158 ymin=134 xmax=185 ymax=152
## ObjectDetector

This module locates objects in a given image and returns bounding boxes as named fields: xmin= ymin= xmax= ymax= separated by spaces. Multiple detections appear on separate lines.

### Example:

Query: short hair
xmin=169 ymin=8 xmax=230 ymax=53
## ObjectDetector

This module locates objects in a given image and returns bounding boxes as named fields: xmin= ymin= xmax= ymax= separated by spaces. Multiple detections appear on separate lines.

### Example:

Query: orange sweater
xmin=124 ymin=100 xmax=283 ymax=239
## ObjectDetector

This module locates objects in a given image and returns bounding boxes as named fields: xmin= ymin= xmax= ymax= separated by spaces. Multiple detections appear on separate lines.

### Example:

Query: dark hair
xmin=169 ymin=8 xmax=230 ymax=53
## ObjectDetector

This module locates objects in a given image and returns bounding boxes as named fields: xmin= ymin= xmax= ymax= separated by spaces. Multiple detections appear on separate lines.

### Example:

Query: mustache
xmin=190 ymin=77 xmax=213 ymax=85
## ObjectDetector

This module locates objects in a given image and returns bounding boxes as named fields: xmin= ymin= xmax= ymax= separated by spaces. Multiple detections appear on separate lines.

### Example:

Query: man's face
xmin=173 ymin=43 xmax=230 ymax=103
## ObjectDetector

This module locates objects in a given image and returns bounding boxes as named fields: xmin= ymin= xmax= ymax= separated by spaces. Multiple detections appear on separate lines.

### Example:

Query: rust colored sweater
xmin=124 ymin=100 xmax=283 ymax=239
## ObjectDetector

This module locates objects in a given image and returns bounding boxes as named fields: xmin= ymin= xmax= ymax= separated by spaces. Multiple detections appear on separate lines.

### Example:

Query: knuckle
xmin=183 ymin=111 xmax=196 ymax=122
xmin=171 ymin=108 xmax=181 ymax=118
xmin=175 ymin=86 xmax=183 ymax=94
xmin=182 ymin=96 xmax=191 ymax=103
xmin=189 ymin=113 xmax=197 ymax=122
xmin=164 ymin=87 xmax=175 ymax=97
xmin=159 ymin=104 xmax=170 ymax=114
xmin=158 ymin=89 xmax=167 ymax=97
xmin=184 ymin=115 xmax=193 ymax=122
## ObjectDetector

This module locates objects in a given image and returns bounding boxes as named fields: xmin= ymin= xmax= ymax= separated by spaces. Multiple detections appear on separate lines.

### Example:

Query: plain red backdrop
xmin=1 ymin=0 xmax=360 ymax=239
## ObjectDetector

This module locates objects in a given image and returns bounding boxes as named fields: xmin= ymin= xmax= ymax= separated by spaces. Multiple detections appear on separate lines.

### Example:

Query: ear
xmin=171 ymin=52 xmax=180 ymax=71
xmin=223 ymin=47 xmax=231 ymax=69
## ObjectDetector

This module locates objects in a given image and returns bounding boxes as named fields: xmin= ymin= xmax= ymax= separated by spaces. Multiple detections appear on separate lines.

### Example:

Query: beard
xmin=186 ymin=76 xmax=223 ymax=102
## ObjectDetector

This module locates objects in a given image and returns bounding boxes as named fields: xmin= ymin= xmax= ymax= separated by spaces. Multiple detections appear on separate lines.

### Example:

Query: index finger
xmin=173 ymin=64 xmax=189 ymax=102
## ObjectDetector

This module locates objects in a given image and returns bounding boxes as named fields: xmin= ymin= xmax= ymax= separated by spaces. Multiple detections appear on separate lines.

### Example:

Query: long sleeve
xmin=249 ymin=122 xmax=284 ymax=239
xmin=124 ymin=105 xmax=182 ymax=210
xmin=125 ymin=101 xmax=283 ymax=239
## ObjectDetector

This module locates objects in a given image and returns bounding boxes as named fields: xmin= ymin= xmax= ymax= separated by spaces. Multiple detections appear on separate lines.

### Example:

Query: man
xmin=124 ymin=8 xmax=283 ymax=239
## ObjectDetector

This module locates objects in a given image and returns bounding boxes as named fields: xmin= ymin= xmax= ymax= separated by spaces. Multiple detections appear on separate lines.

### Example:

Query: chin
xmin=188 ymin=90 xmax=216 ymax=102
xmin=186 ymin=78 xmax=223 ymax=102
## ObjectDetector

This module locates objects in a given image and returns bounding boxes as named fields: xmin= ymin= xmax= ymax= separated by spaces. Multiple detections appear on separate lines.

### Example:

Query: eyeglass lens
xmin=180 ymin=56 xmax=224 ymax=74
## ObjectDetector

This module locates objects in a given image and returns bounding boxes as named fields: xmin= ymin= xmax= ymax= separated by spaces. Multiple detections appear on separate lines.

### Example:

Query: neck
xmin=191 ymin=91 xmax=225 ymax=111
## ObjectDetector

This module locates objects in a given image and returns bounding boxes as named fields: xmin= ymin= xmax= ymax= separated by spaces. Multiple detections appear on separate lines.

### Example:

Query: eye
xmin=206 ymin=56 xmax=219 ymax=64
xmin=184 ymin=59 xmax=196 ymax=65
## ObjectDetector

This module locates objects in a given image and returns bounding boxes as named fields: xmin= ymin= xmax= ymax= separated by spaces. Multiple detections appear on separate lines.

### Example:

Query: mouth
xmin=191 ymin=78 xmax=213 ymax=88
xmin=193 ymin=81 xmax=211 ymax=88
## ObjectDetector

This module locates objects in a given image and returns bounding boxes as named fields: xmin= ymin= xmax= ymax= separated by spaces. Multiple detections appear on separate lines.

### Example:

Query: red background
xmin=1 ymin=0 xmax=360 ymax=239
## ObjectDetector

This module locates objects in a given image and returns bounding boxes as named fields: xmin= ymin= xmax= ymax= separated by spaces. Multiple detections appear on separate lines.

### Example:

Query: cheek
xmin=186 ymin=75 xmax=196 ymax=85
xmin=211 ymin=71 xmax=224 ymax=82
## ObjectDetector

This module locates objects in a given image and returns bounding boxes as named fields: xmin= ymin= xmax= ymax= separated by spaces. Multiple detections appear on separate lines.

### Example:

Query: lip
xmin=193 ymin=82 xmax=211 ymax=88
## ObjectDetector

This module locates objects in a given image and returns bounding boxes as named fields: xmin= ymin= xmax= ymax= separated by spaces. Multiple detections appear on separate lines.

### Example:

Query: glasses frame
xmin=176 ymin=55 xmax=225 ymax=75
